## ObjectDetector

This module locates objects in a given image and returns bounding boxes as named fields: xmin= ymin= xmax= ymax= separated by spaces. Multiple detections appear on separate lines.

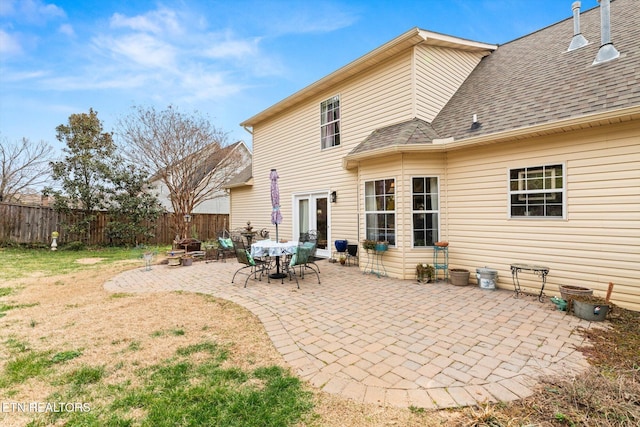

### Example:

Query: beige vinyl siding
xmin=444 ymin=121 xmax=639 ymax=310
xmin=358 ymin=153 xmax=448 ymax=279
xmin=237 ymin=49 xmax=418 ymax=244
xmin=414 ymin=45 xmax=485 ymax=122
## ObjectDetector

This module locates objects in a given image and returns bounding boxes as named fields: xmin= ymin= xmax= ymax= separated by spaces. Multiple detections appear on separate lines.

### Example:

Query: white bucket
xmin=476 ymin=267 xmax=498 ymax=290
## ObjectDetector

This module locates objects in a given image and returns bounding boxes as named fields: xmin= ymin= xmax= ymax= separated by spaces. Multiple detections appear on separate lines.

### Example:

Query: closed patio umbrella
xmin=270 ymin=169 xmax=286 ymax=279
xmin=270 ymin=169 xmax=282 ymax=241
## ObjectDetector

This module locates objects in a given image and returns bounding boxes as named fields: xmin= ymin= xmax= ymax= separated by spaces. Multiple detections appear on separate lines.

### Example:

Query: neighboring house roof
xmin=240 ymin=29 xmax=495 ymax=129
xmin=150 ymin=140 xmax=249 ymax=186
xmin=345 ymin=0 xmax=639 ymax=165
xmin=223 ymin=164 xmax=253 ymax=188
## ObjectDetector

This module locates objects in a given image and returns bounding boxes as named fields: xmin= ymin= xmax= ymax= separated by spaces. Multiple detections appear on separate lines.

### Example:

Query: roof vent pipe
xmin=568 ymin=1 xmax=588 ymax=51
xmin=470 ymin=114 xmax=481 ymax=131
xmin=593 ymin=0 xmax=620 ymax=65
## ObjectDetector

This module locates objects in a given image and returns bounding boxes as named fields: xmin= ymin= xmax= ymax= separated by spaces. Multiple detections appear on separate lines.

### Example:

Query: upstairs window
xmin=321 ymin=95 xmax=340 ymax=149
xmin=509 ymin=164 xmax=564 ymax=218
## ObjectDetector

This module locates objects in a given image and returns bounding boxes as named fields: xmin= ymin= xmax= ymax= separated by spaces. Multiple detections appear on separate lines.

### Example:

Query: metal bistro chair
xmin=231 ymin=241 xmax=270 ymax=288
xmin=299 ymin=230 xmax=321 ymax=276
xmin=213 ymin=228 xmax=235 ymax=262
xmin=283 ymin=242 xmax=320 ymax=288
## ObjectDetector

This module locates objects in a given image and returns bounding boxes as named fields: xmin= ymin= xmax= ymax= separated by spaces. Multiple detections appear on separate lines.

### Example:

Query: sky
xmin=0 ymin=0 xmax=601 ymax=153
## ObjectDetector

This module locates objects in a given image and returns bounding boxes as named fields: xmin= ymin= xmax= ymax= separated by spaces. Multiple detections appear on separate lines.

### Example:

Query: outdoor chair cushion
xmin=245 ymin=250 xmax=256 ymax=266
xmin=218 ymin=237 xmax=233 ymax=249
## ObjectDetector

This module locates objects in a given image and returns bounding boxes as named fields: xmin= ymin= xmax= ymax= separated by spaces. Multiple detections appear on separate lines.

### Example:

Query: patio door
xmin=294 ymin=193 xmax=330 ymax=258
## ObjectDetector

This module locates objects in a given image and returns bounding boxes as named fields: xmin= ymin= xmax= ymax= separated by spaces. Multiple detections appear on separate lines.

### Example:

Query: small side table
xmin=510 ymin=263 xmax=550 ymax=302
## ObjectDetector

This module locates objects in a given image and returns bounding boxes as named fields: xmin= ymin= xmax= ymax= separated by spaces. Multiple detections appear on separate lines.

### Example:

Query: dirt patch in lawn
xmin=74 ymin=257 xmax=106 ymax=264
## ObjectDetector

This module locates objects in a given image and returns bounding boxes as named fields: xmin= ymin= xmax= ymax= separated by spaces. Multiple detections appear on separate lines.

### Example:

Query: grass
xmin=22 ymin=340 xmax=312 ymax=427
xmin=0 ymin=245 xmax=169 ymax=280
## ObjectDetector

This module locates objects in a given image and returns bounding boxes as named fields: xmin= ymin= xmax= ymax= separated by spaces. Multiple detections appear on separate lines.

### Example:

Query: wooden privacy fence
xmin=0 ymin=202 xmax=229 ymax=246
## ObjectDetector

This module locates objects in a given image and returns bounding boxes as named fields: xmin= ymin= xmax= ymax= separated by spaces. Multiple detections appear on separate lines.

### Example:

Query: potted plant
xmin=181 ymin=254 xmax=193 ymax=266
xmin=375 ymin=240 xmax=389 ymax=252
xmin=362 ymin=239 xmax=376 ymax=251
xmin=416 ymin=263 xmax=434 ymax=283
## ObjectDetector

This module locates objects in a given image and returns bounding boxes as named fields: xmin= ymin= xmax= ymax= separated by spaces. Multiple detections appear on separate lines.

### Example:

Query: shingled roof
xmin=349 ymin=118 xmax=441 ymax=155
xmin=348 ymin=0 xmax=639 ymax=161
xmin=432 ymin=0 xmax=640 ymax=141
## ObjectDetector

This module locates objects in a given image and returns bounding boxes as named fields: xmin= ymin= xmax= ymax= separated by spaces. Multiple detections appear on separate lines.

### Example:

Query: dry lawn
xmin=1 ymin=256 xmax=638 ymax=426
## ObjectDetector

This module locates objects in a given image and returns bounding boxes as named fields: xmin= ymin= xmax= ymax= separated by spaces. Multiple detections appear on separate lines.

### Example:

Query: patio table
xmin=251 ymin=240 xmax=298 ymax=280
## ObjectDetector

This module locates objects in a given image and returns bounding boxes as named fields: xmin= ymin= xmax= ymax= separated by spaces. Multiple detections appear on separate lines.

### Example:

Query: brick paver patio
xmin=104 ymin=258 xmax=593 ymax=409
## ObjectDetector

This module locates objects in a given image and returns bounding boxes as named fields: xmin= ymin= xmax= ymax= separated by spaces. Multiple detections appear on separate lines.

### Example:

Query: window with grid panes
xmin=365 ymin=178 xmax=395 ymax=245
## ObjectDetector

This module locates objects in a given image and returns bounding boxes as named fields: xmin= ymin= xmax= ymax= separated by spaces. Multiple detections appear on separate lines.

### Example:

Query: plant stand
xmin=363 ymin=248 xmax=387 ymax=277
xmin=433 ymin=246 xmax=448 ymax=282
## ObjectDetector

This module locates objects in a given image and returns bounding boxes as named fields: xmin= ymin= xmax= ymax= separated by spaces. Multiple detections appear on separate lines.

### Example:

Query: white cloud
xmin=58 ymin=23 xmax=74 ymax=37
xmin=0 ymin=29 xmax=22 ymax=56
xmin=109 ymin=8 xmax=182 ymax=35
xmin=256 ymin=2 xmax=359 ymax=36
xmin=94 ymin=33 xmax=177 ymax=70
xmin=3 ymin=0 xmax=66 ymax=24
xmin=204 ymin=35 xmax=260 ymax=59
xmin=1 ymin=69 xmax=48 ymax=82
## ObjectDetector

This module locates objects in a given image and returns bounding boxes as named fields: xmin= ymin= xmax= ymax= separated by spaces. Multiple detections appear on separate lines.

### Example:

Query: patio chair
xmin=346 ymin=244 xmax=359 ymax=266
xmin=231 ymin=242 xmax=270 ymax=288
xmin=216 ymin=229 xmax=235 ymax=262
xmin=283 ymin=242 xmax=320 ymax=288
xmin=299 ymin=230 xmax=321 ymax=275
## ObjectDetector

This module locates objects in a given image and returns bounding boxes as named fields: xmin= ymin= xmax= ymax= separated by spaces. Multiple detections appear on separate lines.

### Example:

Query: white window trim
xmin=411 ymin=176 xmax=441 ymax=248
xmin=508 ymin=163 xmax=566 ymax=219
xmin=364 ymin=177 xmax=396 ymax=247
xmin=320 ymin=94 xmax=340 ymax=150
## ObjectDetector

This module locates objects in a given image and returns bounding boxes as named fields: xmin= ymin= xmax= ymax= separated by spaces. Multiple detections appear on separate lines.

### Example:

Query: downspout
xmin=443 ymin=150 xmax=449 ymax=248
xmin=356 ymin=164 xmax=361 ymax=252
xmin=401 ymin=153 xmax=406 ymax=279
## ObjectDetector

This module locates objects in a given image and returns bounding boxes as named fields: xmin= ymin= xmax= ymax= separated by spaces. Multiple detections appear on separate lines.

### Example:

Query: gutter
xmin=343 ymin=105 xmax=640 ymax=169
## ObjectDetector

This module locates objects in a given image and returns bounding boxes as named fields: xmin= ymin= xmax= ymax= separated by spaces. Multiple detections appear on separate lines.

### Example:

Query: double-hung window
xmin=509 ymin=164 xmax=564 ymax=218
xmin=320 ymin=95 xmax=340 ymax=149
xmin=365 ymin=179 xmax=395 ymax=245
xmin=412 ymin=177 xmax=439 ymax=247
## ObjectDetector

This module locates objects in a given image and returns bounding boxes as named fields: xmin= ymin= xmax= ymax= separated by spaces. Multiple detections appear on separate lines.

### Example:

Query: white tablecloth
xmin=250 ymin=240 xmax=298 ymax=258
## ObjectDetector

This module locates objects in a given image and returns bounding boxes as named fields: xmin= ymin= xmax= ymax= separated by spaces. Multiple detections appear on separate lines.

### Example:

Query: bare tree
xmin=117 ymin=105 xmax=243 ymax=239
xmin=0 ymin=136 xmax=52 ymax=203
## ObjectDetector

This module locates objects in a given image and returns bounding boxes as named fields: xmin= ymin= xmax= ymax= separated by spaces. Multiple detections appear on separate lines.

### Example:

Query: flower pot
xmin=450 ymin=268 xmax=470 ymax=286
xmin=181 ymin=257 xmax=193 ymax=266
xmin=335 ymin=240 xmax=347 ymax=253
xmin=573 ymin=300 xmax=609 ymax=322
xmin=375 ymin=243 xmax=388 ymax=252
xmin=167 ymin=256 xmax=181 ymax=266
xmin=559 ymin=285 xmax=593 ymax=302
